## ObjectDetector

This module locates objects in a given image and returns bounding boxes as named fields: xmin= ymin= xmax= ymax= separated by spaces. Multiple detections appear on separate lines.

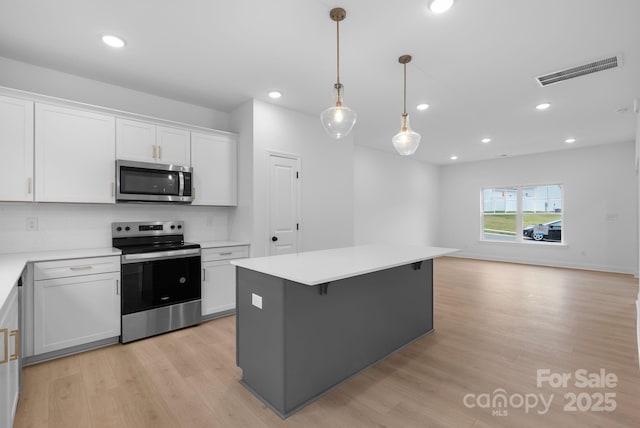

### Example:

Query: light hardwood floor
xmin=14 ymin=257 xmax=640 ymax=428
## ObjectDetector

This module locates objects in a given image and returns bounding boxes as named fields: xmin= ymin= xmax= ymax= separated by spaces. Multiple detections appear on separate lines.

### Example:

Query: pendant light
xmin=392 ymin=55 xmax=421 ymax=156
xmin=320 ymin=8 xmax=357 ymax=139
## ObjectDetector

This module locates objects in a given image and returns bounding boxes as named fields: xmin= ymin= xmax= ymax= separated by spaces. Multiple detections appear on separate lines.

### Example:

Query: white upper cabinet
xmin=115 ymin=118 xmax=156 ymax=163
xmin=0 ymin=96 xmax=34 ymax=202
xmin=116 ymin=118 xmax=190 ymax=166
xmin=156 ymin=126 xmax=190 ymax=165
xmin=35 ymin=103 xmax=116 ymax=203
xmin=191 ymin=132 xmax=237 ymax=206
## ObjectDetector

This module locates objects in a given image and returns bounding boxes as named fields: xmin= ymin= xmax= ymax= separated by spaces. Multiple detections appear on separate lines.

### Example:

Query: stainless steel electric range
xmin=112 ymin=221 xmax=201 ymax=343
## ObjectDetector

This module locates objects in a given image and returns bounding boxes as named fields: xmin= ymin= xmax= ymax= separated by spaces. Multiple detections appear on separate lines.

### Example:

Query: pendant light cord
xmin=336 ymin=20 xmax=341 ymax=85
xmin=403 ymin=63 xmax=407 ymax=115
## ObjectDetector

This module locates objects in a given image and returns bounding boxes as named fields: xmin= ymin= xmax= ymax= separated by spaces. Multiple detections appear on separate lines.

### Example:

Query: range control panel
xmin=111 ymin=221 xmax=184 ymax=238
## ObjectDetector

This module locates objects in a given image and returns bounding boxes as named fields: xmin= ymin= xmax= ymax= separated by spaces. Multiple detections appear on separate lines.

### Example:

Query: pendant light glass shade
xmin=321 ymin=83 xmax=356 ymax=139
xmin=392 ymin=55 xmax=421 ymax=156
xmin=392 ymin=114 xmax=421 ymax=156
xmin=321 ymin=8 xmax=356 ymax=139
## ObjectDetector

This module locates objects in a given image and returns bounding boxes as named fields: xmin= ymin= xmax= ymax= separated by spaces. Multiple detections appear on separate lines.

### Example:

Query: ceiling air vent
xmin=536 ymin=54 xmax=622 ymax=87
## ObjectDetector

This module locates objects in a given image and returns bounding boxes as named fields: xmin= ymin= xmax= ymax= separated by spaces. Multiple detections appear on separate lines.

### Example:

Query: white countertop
xmin=197 ymin=240 xmax=250 ymax=249
xmin=0 ymin=247 xmax=121 ymax=309
xmin=231 ymin=244 xmax=458 ymax=286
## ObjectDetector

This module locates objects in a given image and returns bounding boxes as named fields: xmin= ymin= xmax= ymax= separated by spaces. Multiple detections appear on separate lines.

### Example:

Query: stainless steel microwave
xmin=116 ymin=160 xmax=193 ymax=203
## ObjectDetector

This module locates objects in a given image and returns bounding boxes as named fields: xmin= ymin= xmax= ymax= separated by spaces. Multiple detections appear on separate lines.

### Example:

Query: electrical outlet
xmin=252 ymin=293 xmax=263 ymax=309
xmin=606 ymin=213 xmax=618 ymax=222
xmin=25 ymin=217 xmax=38 ymax=231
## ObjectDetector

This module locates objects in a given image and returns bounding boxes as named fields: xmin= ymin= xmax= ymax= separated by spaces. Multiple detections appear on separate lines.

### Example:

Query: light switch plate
xmin=252 ymin=293 xmax=263 ymax=309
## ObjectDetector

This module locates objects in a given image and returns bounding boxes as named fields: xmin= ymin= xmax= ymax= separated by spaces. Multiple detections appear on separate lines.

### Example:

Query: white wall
xmin=354 ymin=146 xmax=440 ymax=246
xmin=0 ymin=56 xmax=230 ymax=130
xmin=439 ymin=142 xmax=639 ymax=274
xmin=228 ymin=100 xmax=254 ymax=244
xmin=0 ymin=203 xmax=230 ymax=254
xmin=249 ymin=100 xmax=355 ymax=257
xmin=636 ymin=111 xmax=640 ymax=364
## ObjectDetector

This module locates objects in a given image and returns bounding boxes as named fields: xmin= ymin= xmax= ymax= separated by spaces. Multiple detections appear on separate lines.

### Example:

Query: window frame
xmin=480 ymin=183 xmax=564 ymax=245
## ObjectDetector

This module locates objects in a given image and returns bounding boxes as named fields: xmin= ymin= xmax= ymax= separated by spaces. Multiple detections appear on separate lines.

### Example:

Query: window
xmin=482 ymin=184 xmax=563 ymax=243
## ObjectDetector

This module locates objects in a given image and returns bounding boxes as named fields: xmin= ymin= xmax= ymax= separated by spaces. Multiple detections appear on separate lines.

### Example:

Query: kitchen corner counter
xmin=0 ymin=247 xmax=121 ymax=308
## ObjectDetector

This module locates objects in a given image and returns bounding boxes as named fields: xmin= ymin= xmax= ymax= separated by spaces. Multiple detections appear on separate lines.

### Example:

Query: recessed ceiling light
xmin=565 ymin=138 xmax=576 ymax=143
xmin=101 ymin=34 xmax=126 ymax=48
xmin=536 ymin=102 xmax=551 ymax=110
xmin=267 ymin=90 xmax=282 ymax=99
xmin=416 ymin=103 xmax=430 ymax=111
xmin=429 ymin=0 xmax=454 ymax=14
xmin=450 ymin=155 xmax=458 ymax=160
xmin=481 ymin=138 xmax=491 ymax=143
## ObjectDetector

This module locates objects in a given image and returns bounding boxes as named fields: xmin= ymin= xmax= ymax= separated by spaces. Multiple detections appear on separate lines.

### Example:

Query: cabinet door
xmin=202 ymin=260 xmax=236 ymax=316
xmin=116 ymin=118 xmax=157 ymax=163
xmin=35 ymin=104 xmax=116 ymax=203
xmin=34 ymin=272 xmax=120 ymax=355
xmin=157 ymin=126 xmax=190 ymax=166
xmin=191 ymin=132 xmax=237 ymax=206
xmin=0 ymin=286 xmax=19 ymax=428
xmin=0 ymin=96 xmax=34 ymax=202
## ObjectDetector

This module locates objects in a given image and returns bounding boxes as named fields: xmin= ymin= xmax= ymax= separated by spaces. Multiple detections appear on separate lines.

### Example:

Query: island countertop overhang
xmin=231 ymin=244 xmax=458 ymax=286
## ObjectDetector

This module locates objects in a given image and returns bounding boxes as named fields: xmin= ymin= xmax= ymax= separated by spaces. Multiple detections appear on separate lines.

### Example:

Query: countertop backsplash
xmin=0 ymin=202 xmax=231 ymax=254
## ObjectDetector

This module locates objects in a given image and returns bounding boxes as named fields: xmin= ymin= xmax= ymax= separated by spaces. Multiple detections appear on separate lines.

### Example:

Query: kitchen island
xmin=231 ymin=244 xmax=457 ymax=418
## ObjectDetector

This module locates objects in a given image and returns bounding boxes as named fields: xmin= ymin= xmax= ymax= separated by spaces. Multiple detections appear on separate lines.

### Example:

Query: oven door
xmin=121 ymin=249 xmax=201 ymax=315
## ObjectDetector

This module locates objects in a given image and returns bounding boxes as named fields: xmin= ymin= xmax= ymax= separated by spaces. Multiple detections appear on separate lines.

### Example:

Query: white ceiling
xmin=0 ymin=0 xmax=638 ymax=164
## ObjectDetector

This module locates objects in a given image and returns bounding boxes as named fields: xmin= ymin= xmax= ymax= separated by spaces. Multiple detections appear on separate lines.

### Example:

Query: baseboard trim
xmin=450 ymin=252 xmax=638 ymax=276
xmin=23 ymin=336 xmax=119 ymax=366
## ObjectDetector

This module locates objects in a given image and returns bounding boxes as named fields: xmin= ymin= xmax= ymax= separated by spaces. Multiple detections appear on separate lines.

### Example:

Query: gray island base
xmin=233 ymin=245 xmax=457 ymax=418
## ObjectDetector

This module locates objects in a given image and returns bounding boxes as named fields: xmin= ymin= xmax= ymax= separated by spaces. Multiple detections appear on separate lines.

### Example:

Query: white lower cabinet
xmin=0 ymin=284 xmax=19 ymax=428
xmin=33 ymin=257 xmax=120 ymax=355
xmin=202 ymin=246 xmax=248 ymax=317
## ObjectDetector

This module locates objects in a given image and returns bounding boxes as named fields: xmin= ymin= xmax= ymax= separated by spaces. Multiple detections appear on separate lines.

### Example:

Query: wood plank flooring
xmin=14 ymin=257 xmax=640 ymax=427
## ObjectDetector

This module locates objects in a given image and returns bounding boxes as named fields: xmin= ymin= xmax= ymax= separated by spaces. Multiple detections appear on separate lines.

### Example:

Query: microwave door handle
xmin=179 ymin=172 xmax=185 ymax=196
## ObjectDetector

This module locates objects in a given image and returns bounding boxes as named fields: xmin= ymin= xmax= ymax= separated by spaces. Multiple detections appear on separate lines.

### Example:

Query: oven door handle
xmin=121 ymin=248 xmax=201 ymax=264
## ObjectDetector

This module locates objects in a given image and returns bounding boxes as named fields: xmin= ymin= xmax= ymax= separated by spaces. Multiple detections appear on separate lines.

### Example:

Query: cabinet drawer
xmin=202 ymin=246 xmax=249 ymax=262
xmin=34 ymin=256 xmax=120 ymax=280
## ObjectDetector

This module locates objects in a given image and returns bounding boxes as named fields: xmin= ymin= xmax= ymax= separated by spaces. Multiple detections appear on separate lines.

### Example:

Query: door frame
xmin=266 ymin=150 xmax=302 ymax=256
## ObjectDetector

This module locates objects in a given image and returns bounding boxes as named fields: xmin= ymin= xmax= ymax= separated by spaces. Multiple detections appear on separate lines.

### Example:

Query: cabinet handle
xmin=10 ymin=330 xmax=19 ymax=361
xmin=0 ymin=328 xmax=7 ymax=365
xmin=27 ymin=177 xmax=32 ymax=194
xmin=203 ymin=268 xmax=206 ymax=282
xmin=116 ymin=279 xmax=120 ymax=295
xmin=69 ymin=265 xmax=92 ymax=271
xmin=111 ymin=182 xmax=115 ymax=198
xmin=152 ymin=145 xmax=157 ymax=159
xmin=220 ymin=252 xmax=233 ymax=256
xmin=158 ymin=145 xmax=162 ymax=160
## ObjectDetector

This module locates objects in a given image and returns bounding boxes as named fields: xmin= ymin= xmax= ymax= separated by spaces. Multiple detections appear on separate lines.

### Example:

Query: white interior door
xmin=269 ymin=154 xmax=300 ymax=255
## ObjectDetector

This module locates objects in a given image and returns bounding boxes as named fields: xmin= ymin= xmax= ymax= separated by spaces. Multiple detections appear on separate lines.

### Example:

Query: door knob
xmin=272 ymin=236 xmax=278 ymax=242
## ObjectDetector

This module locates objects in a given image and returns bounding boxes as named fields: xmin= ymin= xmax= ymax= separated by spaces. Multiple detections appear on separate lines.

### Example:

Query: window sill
xmin=478 ymin=239 xmax=568 ymax=248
